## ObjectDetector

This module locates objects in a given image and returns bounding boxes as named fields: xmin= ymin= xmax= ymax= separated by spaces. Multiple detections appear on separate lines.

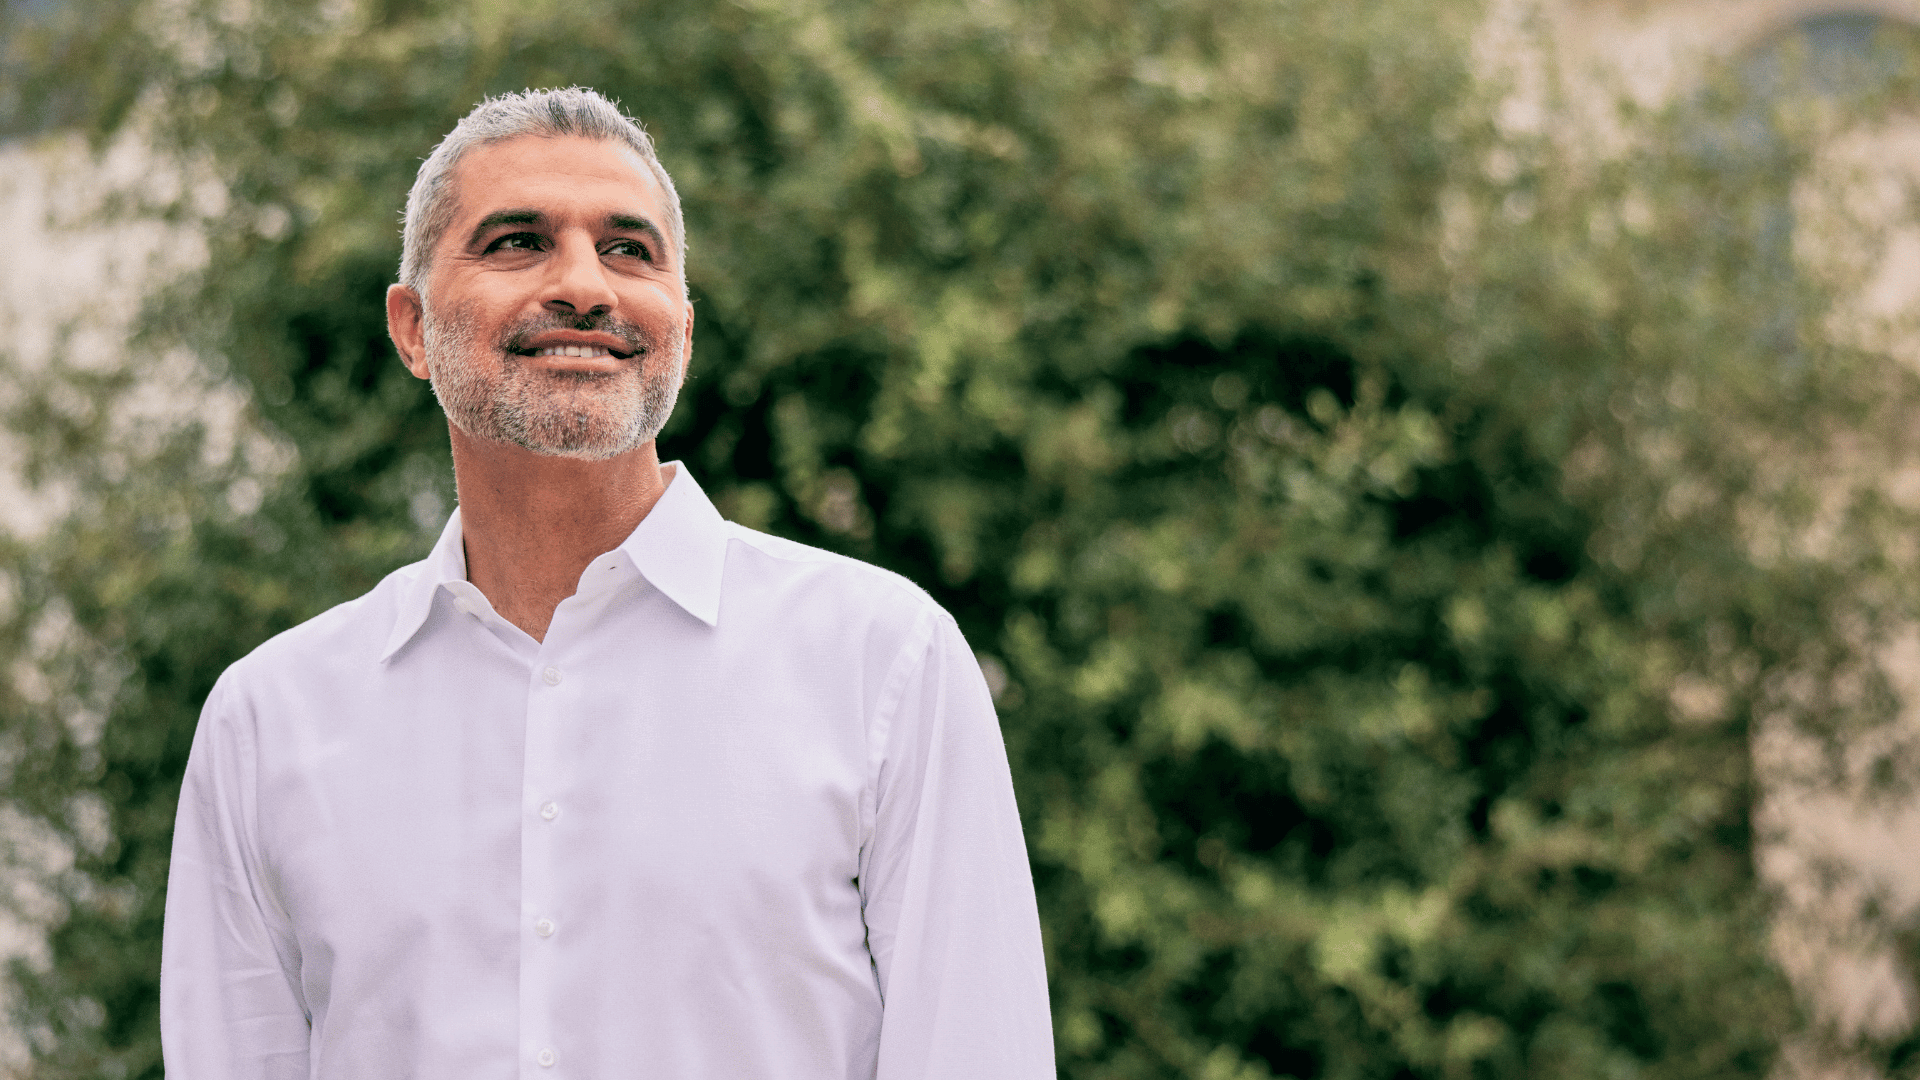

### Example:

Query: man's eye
xmin=488 ymin=233 xmax=544 ymax=253
xmin=604 ymin=240 xmax=653 ymax=261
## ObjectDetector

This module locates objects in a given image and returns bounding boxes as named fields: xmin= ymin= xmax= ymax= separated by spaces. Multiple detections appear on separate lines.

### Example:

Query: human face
xmin=389 ymin=134 xmax=693 ymax=460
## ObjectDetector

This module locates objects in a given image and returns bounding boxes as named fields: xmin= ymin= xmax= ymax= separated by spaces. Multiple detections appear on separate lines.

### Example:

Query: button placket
xmin=519 ymin=649 xmax=566 ymax=1080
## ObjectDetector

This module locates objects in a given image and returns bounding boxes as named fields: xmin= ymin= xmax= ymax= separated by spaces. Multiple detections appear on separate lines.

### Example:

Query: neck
xmin=448 ymin=425 xmax=670 ymax=642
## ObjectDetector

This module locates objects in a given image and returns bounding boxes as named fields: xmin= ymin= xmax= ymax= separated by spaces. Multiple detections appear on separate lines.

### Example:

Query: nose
xmin=540 ymin=232 xmax=617 ymax=319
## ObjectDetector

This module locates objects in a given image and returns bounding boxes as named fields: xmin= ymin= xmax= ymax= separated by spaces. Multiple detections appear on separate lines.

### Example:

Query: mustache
xmin=496 ymin=313 xmax=651 ymax=358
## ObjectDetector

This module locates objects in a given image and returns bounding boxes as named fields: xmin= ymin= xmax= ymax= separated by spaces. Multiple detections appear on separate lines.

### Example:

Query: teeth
xmin=536 ymin=345 xmax=610 ymax=358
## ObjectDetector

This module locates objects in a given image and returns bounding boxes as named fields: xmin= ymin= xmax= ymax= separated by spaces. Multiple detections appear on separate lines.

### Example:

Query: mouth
xmin=510 ymin=334 xmax=642 ymax=361
xmin=525 ymin=344 xmax=631 ymax=360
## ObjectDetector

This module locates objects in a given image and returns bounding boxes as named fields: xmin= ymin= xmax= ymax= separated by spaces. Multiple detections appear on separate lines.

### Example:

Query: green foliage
xmin=6 ymin=0 xmax=1920 ymax=1077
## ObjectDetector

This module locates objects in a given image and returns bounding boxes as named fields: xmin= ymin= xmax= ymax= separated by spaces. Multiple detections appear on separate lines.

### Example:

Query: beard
xmin=421 ymin=302 xmax=684 ymax=461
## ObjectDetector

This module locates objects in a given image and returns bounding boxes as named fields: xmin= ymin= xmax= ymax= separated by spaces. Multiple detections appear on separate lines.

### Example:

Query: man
xmin=160 ymin=87 xmax=1053 ymax=1079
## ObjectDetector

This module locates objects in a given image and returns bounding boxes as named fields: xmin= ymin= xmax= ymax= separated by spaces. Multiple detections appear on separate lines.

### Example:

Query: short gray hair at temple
xmin=399 ymin=87 xmax=686 ymax=294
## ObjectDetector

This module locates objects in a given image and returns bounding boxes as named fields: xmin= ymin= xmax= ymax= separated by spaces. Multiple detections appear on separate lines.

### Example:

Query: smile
xmin=535 ymin=345 xmax=614 ymax=358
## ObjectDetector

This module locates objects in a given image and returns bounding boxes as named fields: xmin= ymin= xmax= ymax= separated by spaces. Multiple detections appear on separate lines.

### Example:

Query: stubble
xmin=422 ymin=303 xmax=684 ymax=461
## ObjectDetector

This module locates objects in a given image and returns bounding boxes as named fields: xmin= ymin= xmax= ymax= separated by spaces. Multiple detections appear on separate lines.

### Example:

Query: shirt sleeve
xmin=161 ymin=672 xmax=311 ymax=1080
xmin=860 ymin=607 xmax=1055 ymax=1079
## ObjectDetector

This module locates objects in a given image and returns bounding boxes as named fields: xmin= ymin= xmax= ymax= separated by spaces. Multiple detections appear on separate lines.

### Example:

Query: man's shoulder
xmin=219 ymin=558 xmax=423 ymax=688
xmin=721 ymin=522 xmax=946 ymax=623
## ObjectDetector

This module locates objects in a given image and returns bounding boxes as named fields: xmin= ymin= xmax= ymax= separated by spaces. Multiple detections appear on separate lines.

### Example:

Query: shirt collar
xmin=380 ymin=507 xmax=469 ymax=663
xmin=379 ymin=461 xmax=728 ymax=663
xmin=615 ymin=462 xmax=728 ymax=628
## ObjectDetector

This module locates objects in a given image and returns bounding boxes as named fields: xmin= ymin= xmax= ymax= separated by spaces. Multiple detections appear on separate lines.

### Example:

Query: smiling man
xmin=159 ymin=88 xmax=1054 ymax=1079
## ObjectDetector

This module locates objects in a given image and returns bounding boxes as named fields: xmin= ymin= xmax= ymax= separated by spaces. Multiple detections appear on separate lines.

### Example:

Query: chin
xmin=515 ymin=434 xmax=649 ymax=461
xmin=480 ymin=405 xmax=654 ymax=460
xmin=432 ymin=351 xmax=682 ymax=463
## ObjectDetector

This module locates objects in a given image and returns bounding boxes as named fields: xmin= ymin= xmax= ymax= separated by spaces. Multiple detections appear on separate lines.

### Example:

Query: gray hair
xmin=399 ymin=87 xmax=685 ymax=292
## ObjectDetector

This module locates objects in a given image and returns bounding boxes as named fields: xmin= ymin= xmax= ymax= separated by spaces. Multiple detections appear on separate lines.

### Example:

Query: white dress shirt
xmin=160 ymin=464 xmax=1053 ymax=1079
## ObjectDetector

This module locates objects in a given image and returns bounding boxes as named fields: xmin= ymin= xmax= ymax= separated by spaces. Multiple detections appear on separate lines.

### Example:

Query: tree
xmin=5 ymin=0 xmax=1917 ymax=1076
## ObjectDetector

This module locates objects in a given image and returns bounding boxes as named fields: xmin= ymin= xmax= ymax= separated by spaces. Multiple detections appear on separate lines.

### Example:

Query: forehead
xmin=445 ymin=134 xmax=667 ymax=227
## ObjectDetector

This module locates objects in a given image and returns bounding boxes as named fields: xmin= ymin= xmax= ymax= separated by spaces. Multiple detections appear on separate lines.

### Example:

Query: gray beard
xmin=422 ymin=303 xmax=683 ymax=461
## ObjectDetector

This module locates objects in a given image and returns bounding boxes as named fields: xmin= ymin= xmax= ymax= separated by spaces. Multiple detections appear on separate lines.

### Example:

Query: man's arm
xmin=161 ymin=675 xmax=311 ymax=1079
xmin=860 ymin=607 xmax=1055 ymax=1078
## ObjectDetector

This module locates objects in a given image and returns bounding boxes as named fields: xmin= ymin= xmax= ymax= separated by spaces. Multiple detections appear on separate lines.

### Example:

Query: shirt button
xmin=542 ymin=666 xmax=562 ymax=686
xmin=540 ymin=802 xmax=559 ymax=821
xmin=535 ymin=917 xmax=555 ymax=938
xmin=538 ymin=1048 xmax=556 ymax=1067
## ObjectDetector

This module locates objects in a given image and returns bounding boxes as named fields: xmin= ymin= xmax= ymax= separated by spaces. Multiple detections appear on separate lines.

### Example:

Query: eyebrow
xmin=608 ymin=214 xmax=671 ymax=264
xmin=467 ymin=209 xmax=671 ymax=265
xmin=468 ymin=209 xmax=543 ymax=249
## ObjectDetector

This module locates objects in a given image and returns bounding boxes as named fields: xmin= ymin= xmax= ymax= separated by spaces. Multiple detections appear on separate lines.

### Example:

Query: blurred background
xmin=5 ymin=0 xmax=1920 ymax=1077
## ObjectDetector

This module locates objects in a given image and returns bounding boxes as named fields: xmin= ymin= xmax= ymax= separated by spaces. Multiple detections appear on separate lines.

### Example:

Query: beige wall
xmin=0 ymin=132 xmax=256 ymax=1072
xmin=1526 ymin=2 xmax=1920 ymax=1075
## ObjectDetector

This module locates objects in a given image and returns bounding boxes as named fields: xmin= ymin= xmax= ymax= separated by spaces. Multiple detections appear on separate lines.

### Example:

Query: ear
xmin=678 ymin=299 xmax=695 ymax=387
xmin=387 ymin=284 xmax=431 ymax=380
